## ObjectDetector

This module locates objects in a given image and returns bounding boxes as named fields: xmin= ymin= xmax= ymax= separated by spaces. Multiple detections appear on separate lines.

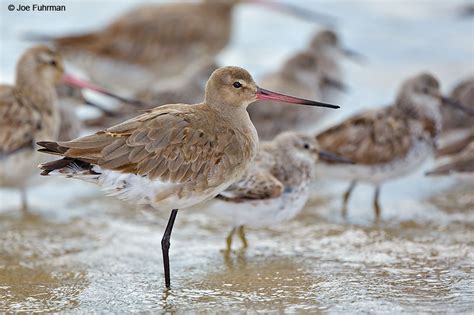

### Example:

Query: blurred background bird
xmin=309 ymin=29 xmax=364 ymax=103
xmin=315 ymin=73 xmax=462 ymax=222
xmin=0 ymin=46 xmax=65 ymax=212
xmin=0 ymin=46 xmax=115 ymax=211
xmin=26 ymin=0 xmax=334 ymax=95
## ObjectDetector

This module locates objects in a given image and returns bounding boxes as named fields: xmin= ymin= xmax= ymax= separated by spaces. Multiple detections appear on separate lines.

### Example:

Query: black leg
xmin=161 ymin=209 xmax=178 ymax=289
xmin=342 ymin=181 xmax=356 ymax=218
xmin=20 ymin=189 xmax=28 ymax=213
xmin=373 ymin=185 xmax=381 ymax=224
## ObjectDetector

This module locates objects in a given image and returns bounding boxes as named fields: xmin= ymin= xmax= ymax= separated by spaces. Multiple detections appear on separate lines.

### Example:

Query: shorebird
xmin=85 ymin=60 xmax=219 ymax=129
xmin=207 ymin=131 xmax=349 ymax=252
xmin=37 ymin=66 xmax=339 ymax=288
xmin=30 ymin=1 xmax=333 ymax=93
xmin=0 ymin=45 xmax=117 ymax=212
xmin=249 ymin=51 xmax=343 ymax=139
xmin=315 ymin=73 xmax=462 ymax=222
xmin=309 ymin=29 xmax=364 ymax=103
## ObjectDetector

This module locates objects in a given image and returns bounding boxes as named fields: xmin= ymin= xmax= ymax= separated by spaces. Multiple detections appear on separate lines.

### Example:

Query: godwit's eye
xmin=233 ymin=82 xmax=242 ymax=89
xmin=422 ymin=87 xmax=430 ymax=94
xmin=303 ymin=144 xmax=310 ymax=149
xmin=49 ymin=60 xmax=57 ymax=66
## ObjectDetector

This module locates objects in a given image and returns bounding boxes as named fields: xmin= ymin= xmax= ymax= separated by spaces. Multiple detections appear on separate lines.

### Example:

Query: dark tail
xmin=37 ymin=141 xmax=94 ymax=176
xmin=37 ymin=141 xmax=68 ymax=156
xmin=39 ymin=158 xmax=74 ymax=176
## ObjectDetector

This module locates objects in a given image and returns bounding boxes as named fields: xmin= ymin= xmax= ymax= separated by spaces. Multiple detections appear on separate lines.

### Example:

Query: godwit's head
xmin=205 ymin=66 xmax=340 ymax=110
xmin=16 ymin=45 xmax=65 ymax=87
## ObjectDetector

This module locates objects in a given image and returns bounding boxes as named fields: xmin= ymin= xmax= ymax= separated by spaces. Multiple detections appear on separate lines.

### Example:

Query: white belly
xmin=206 ymin=185 xmax=310 ymax=228
xmin=71 ymin=165 xmax=236 ymax=212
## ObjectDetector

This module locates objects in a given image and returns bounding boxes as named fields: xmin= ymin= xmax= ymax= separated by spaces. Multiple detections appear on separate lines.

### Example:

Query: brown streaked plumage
xmin=39 ymin=0 xmax=330 ymax=94
xmin=316 ymin=73 xmax=455 ymax=222
xmin=207 ymin=131 xmax=347 ymax=252
xmin=51 ymin=1 xmax=234 ymax=92
xmin=37 ymin=66 xmax=339 ymax=289
xmin=0 ymin=45 xmax=65 ymax=212
xmin=317 ymin=106 xmax=413 ymax=165
xmin=249 ymin=51 xmax=322 ymax=140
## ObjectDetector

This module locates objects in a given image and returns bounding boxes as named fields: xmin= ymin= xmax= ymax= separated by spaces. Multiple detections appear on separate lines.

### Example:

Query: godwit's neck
xmin=209 ymin=103 xmax=253 ymax=128
xmin=15 ymin=75 xmax=58 ymax=113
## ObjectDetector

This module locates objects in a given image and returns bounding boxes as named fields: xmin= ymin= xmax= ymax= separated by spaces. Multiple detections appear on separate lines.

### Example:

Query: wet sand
xmin=0 ymin=180 xmax=472 ymax=312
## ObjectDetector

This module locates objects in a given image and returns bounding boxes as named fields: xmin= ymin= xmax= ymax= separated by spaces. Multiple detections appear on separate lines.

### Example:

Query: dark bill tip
xmin=62 ymin=74 xmax=147 ymax=107
xmin=318 ymin=150 xmax=354 ymax=164
xmin=440 ymin=96 xmax=474 ymax=116
xmin=84 ymin=99 xmax=118 ymax=117
xmin=256 ymin=87 xmax=340 ymax=109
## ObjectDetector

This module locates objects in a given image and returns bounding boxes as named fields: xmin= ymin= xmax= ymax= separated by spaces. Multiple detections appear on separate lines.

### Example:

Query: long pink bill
xmin=256 ymin=87 xmax=340 ymax=109
xmin=249 ymin=0 xmax=336 ymax=26
xmin=62 ymin=74 xmax=147 ymax=107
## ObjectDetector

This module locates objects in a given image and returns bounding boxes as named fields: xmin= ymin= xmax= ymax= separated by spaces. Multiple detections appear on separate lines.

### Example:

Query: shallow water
xmin=0 ymin=183 xmax=472 ymax=313
xmin=1 ymin=0 xmax=474 ymax=313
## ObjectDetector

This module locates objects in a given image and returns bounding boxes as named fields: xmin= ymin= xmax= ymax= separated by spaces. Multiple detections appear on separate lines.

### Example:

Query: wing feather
xmin=220 ymin=170 xmax=284 ymax=201
xmin=55 ymin=104 xmax=245 ymax=188
xmin=317 ymin=106 xmax=413 ymax=165
xmin=0 ymin=86 xmax=37 ymax=156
